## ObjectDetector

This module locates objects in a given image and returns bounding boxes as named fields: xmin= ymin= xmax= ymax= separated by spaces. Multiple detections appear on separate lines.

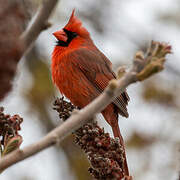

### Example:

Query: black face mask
xmin=56 ymin=29 xmax=78 ymax=47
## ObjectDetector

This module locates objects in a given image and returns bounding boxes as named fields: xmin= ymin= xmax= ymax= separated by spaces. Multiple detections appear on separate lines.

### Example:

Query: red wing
xmin=69 ymin=48 xmax=129 ymax=117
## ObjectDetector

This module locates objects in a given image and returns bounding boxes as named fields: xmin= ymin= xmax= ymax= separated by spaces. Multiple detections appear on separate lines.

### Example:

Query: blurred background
xmin=1 ymin=0 xmax=180 ymax=179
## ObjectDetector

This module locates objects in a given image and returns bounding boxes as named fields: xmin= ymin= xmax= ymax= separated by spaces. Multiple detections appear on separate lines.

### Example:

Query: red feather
xmin=52 ymin=10 xmax=130 ymax=139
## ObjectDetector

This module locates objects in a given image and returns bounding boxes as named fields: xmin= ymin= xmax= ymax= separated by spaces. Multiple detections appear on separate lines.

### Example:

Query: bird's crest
xmin=64 ymin=9 xmax=89 ymax=37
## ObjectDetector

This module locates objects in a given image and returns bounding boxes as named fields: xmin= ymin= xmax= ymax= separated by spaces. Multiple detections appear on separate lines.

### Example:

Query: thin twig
xmin=0 ymin=41 xmax=171 ymax=174
xmin=19 ymin=0 xmax=59 ymax=54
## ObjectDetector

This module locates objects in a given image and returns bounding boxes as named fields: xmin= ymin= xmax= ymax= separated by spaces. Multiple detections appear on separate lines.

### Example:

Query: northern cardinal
xmin=52 ymin=10 xmax=129 ymax=142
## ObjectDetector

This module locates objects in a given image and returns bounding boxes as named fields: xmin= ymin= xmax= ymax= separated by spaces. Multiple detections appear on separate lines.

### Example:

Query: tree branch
xmin=0 ymin=0 xmax=59 ymax=101
xmin=19 ymin=0 xmax=59 ymax=55
xmin=0 ymin=41 xmax=171 ymax=173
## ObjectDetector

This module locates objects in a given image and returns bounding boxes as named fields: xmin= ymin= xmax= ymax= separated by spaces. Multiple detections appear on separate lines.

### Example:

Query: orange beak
xmin=53 ymin=29 xmax=68 ymax=42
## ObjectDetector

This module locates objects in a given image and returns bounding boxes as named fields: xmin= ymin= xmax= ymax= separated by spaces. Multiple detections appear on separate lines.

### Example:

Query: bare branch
xmin=0 ymin=41 xmax=171 ymax=173
xmin=20 ymin=0 xmax=59 ymax=54
xmin=0 ymin=0 xmax=59 ymax=101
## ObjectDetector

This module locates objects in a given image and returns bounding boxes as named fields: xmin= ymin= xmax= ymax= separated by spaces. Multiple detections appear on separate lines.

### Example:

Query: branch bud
xmin=136 ymin=41 xmax=171 ymax=81
xmin=2 ymin=135 xmax=22 ymax=157
xmin=108 ymin=79 xmax=118 ymax=91
xmin=117 ymin=66 xmax=126 ymax=79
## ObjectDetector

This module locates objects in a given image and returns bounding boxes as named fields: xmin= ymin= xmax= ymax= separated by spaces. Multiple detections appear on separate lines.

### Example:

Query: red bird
xmin=52 ymin=10 xmax=129 ymax=141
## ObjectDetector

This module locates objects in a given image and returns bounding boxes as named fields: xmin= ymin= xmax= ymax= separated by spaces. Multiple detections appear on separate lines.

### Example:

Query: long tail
xmin=112 ymin=122 xmax=129 ymax=176
xmin=102 ymin=105 xmax=129 ymax=176
xmin=102 ymin=105 xmax=125 ymax=144
xmin=112 ymin=122 xmax=124 ymax=144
